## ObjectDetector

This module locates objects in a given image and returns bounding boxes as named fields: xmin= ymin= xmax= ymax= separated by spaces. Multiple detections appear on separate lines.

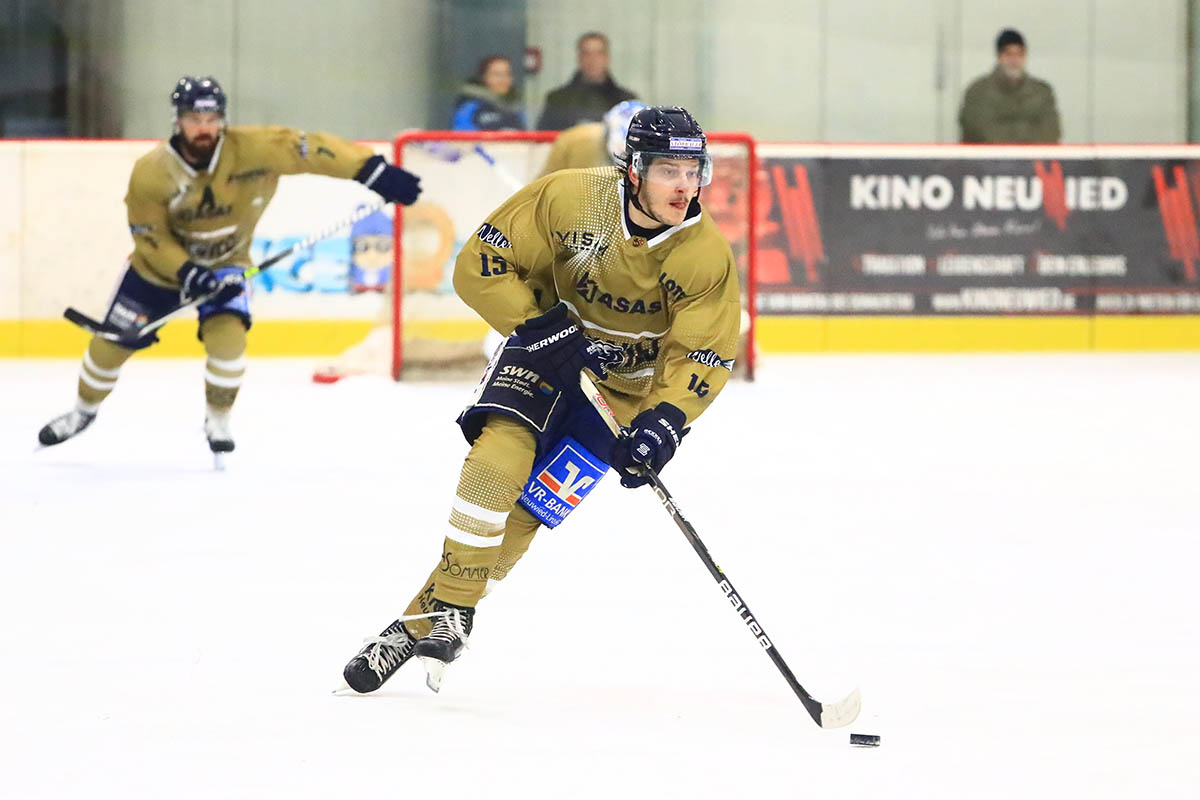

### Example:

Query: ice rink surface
xmin=2 ymin=353 xmax=1198 ymax=799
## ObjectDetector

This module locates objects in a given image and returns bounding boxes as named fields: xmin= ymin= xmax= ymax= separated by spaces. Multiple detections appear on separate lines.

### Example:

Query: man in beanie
xmin=959 ymin=28 xmax=1061 ymax=143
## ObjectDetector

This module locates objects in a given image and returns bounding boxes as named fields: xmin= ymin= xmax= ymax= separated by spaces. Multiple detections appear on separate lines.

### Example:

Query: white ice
xmin=2 ymin=354 xmax=1198 ymax=799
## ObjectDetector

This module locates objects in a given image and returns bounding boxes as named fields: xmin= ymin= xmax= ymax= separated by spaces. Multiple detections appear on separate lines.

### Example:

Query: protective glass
xmin=632 ymin=151 xmax=713 ymax=187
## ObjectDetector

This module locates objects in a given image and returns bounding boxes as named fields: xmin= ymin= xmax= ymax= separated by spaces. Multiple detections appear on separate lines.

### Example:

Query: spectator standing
xmin=536 ymin=32 xmax=637 ymax=131
xmin=451 ymin=55 xmax=525 ymax=131
xmin=959 ymin=28 xmax=1061 ymax=144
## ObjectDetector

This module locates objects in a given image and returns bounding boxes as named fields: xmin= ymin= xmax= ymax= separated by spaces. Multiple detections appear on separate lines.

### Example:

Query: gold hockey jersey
xmin=125 ymin=126 xmax=375 ymax=287
xmin=535 ymin=122 xmax=609 ymax=179
xmin=454 ymin=166 xmax=741 ymax=425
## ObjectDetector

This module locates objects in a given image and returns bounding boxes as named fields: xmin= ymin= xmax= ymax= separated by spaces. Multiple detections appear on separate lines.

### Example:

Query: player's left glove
xmin=355 ymin=155 xmax=422 ymax=206
xmin=610 ymin=402 xmax=689 ymax=489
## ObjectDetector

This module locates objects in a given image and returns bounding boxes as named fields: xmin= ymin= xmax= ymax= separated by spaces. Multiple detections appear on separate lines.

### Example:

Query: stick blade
xmin=818 ymin=687 xmax=862 ymax=729
xmin=63 ymin=307 xmax=121 ymax=339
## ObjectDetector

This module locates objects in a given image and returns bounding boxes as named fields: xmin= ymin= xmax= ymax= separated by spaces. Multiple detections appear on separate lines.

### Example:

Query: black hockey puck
xmin=849 ymin=733 xmax=881 ymax=747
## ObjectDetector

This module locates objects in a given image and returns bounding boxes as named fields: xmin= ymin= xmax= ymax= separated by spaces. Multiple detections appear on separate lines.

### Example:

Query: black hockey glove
xmin=355 ymin=154 xmax=422 ymax=206
xmin=177 ymin=261 xmax=244 ymax=305
xmin=610 ymin=402 xmax=688 ymax=489
xmin=513 ymin=303 xmax=614 ymax=387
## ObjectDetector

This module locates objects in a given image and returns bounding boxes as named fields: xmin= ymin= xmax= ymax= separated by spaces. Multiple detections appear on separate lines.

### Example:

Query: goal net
xmin=312 ymin=130 xmax=757 ymax=382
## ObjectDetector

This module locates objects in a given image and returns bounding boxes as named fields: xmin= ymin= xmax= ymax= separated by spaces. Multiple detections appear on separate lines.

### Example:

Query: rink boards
xmin=2 ymin=139 xmax=1198 ymax=356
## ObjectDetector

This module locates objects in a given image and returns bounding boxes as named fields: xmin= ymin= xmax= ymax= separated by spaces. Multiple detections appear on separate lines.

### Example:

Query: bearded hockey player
xmin=36 ymin=76 xmax=421 ymax=460
xmin=342 ymin=106 xmax=740 ymax=694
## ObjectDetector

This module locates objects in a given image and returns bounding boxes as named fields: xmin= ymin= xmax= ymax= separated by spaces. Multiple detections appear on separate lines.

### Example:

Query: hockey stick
xmin=469 ymin=144 xmax=525 ymax=192
xmin=578 ymin=371 xmax=862 ymax=729
xmin=64 ymin=200 xmax=388 ymax=345
xmin=418 ymin=140 xmax=526 ymax=193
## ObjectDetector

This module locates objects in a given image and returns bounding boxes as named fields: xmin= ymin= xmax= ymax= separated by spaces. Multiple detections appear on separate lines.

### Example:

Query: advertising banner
xmin=753 ymin=146 xmax=1200 ymax=316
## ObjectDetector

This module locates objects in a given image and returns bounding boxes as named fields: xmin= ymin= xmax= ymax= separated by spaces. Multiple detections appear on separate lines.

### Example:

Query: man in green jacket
xmin=960 ymin=28 xmax=1061 ymax=144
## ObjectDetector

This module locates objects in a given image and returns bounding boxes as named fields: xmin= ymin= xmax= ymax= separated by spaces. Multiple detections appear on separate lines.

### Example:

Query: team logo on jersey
xmin=518 ymin=437 xmax=609 ymax=528
xmin=476 ymin=223 xmax=512 ymax=248
xmin=585 ymin=339 xmax=627 ymax=369
xmin=177 ymin=186 xmax=232 ymax=222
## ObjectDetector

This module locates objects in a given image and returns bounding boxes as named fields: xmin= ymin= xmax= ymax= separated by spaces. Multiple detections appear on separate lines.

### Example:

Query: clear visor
xmin=632 ymin=151 xmax=713 ymax=187
xmin=175 ymin=110 xmax=225 ymax=126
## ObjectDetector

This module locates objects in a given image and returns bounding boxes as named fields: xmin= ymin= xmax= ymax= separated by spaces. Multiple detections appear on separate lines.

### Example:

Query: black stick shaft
xmin=641 ymin=469 xmax=826 ymax=726
xmin=64 ymin=201 xmax=388 ymax=343
xmin=576 ymin=371 xmax=855 ymax=728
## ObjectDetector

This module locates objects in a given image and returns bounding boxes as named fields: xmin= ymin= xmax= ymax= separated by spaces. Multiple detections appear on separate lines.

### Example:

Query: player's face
xmin=632 ymin=158 xmax=701 ymax=227
xmin=177 ymin=111 xmax=223 ymax=158
xmin=997 ymin=44 xmax=1026 ymax=80
xmin=577 ymin=37 xmax=610 ymax=83
xmin=483 ymin=59 xmax=513 ymax=97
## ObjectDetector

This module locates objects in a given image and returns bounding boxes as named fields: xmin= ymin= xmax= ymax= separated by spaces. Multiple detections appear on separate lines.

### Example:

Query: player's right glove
xmin=177 ymin=261 xmax=244 ymax=305
xmin=513 ymin=302 xmax=614 ymax=389
xmin=355 ymin=155 xmax=422 ymax=206
xmin=610 ymin=402 xmax=688 ymax=488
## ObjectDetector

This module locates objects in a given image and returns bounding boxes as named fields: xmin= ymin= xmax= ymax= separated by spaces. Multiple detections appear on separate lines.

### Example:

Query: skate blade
xmin=213 ymin=452 xmax=226 ymax=471
xmin=420 ymin=656 xmax=447 ymax=693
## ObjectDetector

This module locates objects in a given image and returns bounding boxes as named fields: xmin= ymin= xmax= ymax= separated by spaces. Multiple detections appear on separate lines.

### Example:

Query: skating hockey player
xmin=536 ymin=99 xmax=645 ymax=177
xmin=343 ymin=106 xmax=741 ymax=693
xmin=37 ymin=75 xmax=421 ymax=462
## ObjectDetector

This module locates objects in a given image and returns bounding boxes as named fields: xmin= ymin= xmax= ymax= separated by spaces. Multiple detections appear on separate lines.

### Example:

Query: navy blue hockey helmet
xmin=622 ymin=106 xmax=712 ymax=186
xmin=171 ymin=76 xmax=227 ymax=117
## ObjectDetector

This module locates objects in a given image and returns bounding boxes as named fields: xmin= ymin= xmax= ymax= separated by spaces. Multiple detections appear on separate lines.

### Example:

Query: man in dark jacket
xmin=959 ymin=28 xmax=1061 ymax=143
xmin=536 ymin=32 xmax=638 ymax=131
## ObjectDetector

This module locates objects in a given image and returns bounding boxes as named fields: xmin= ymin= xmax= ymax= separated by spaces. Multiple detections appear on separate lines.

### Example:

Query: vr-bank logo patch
xmin=518 ymin=437 xmax=608 ymax=528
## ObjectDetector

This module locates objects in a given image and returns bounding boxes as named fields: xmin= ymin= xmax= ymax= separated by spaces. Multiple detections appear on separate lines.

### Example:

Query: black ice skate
xmin=37 ymin=407 xmax=97 ymax=447
xmin=343 ymin=618 xmax=419 ymax=693
xmin=204 ymin=409 xmax=234 ymax=470
xmin=413 ymin=601 xmax=474 ymax=693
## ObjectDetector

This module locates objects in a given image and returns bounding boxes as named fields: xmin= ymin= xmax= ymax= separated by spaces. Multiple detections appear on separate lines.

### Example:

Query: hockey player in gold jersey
xmin=343 ymin=106 xmax=740 ymax=693
xmin=37 ymin=76 xmax=421 ymax=458
xmin=536 ymin=99 xmax=644 ymax=178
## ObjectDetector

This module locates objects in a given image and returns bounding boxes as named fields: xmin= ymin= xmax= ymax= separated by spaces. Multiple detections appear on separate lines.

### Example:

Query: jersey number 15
xmin=480 ymin=254 xmax=509 ymax=276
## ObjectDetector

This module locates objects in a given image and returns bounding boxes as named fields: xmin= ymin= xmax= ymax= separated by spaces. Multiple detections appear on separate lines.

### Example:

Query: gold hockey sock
xmin=399 ymin=504 xmax=543 ymax=637
xmin=401 ymin=571 xmax=440 ymax=638
xmin=76 ymin=337 xmax=135 ymax=410
xmin=430 ymin=415 xmax=536 ymax=609
xmin=199 ymin=314 xmax=247 ymax=412
xmin=490 ymin=506 xmax=541 ymax=585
